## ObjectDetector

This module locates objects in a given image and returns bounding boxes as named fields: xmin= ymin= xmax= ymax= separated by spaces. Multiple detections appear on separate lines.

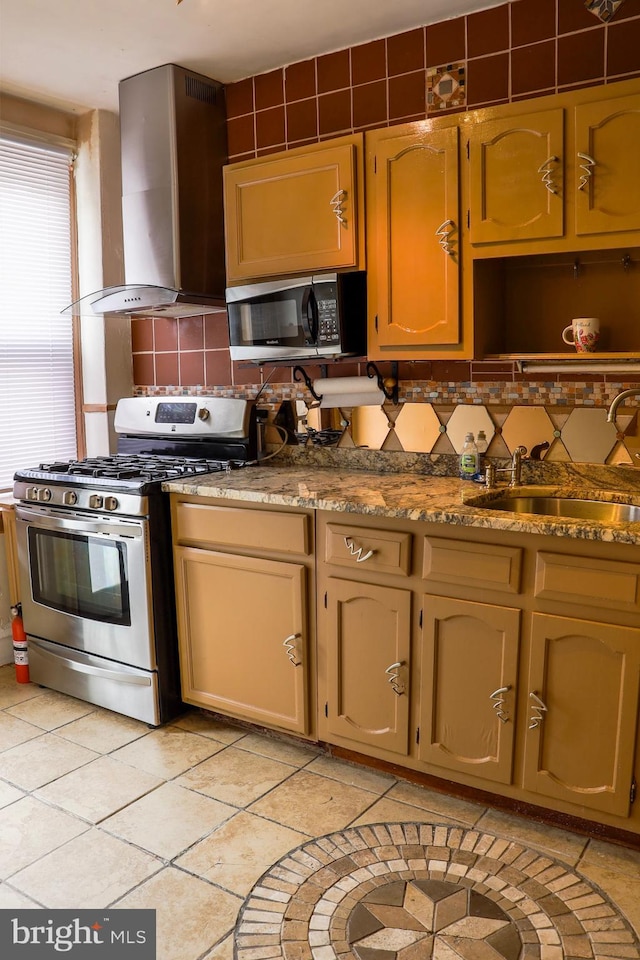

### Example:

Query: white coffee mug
xmin=562 ymin=317 xmax=600 ymax=353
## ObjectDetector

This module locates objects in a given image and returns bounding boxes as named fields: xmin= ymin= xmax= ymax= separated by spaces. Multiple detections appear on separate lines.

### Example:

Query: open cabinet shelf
xmin=474 ymin=247 xmax=640 ymax=360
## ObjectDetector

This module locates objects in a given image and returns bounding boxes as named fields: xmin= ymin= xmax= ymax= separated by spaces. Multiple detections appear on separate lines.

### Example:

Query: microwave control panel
xmin=316 ymin=297 xmax=340 ymax=343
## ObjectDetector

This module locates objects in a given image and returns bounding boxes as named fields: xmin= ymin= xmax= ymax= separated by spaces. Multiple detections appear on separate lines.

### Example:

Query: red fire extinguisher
xmin=11 ymin=604 xmax=30 ymax=684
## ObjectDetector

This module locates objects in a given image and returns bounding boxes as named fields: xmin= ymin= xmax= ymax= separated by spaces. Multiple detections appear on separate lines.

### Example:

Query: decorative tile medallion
xmin=427 ymin=63 xmax=466 ymax=111
xmin=234 ymin=823 xmax=640 ymax=960
xmin=584 ymin=0 xmax=625 ymax=22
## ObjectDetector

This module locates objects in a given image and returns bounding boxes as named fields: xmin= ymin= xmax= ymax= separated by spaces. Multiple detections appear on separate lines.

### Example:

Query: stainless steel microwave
xmin=225 ymin=272 xmax=367 ymax=361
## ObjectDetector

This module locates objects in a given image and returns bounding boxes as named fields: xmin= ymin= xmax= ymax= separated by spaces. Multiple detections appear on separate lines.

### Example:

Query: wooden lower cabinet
xmin=172 ymin=499 xmax=640 ymax=836
xmin=175 ymin=546 xmax=309 ymax=734
xmin=171 ymin=496 xmax=314 ymax=735
xmin=523 ymin=613 xmax=640 ymax=817
xmin=324 ymin=577 xmax=411 ymax=756
xmin=419 ymin=595 xmax=520 ymax=785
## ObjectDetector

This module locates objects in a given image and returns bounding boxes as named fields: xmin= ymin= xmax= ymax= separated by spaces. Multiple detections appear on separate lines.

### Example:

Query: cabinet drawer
xmin=325 ymin=524 xmax=411 ymax=576
xmin=174 ymin=502 xmax=310 ymax=555
xmin=423 ymin=537 xmax=522 ymax=593
xmin=535 ymin=551 xmax=640 ymax=614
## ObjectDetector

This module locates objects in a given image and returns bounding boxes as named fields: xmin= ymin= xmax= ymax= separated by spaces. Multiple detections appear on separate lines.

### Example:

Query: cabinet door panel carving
xmin=325 ymin=577 xmax=411 ymax=755
xmin=523 ymin=613 xmax=640 ymax=816
xmin=175 ymin=546 xmax=309 ymax=734
xmin=468 ymin=109 xmax=564 ymax=244
xmin=575 ymin=93 xmax=640 ymax=236
xmin=419 ymin=595 xmax=520 ymax=784
xmin=367 ymin=124 xmax=460 ymax=353
xmin=224 ymin=138 xmax=362 ymax=281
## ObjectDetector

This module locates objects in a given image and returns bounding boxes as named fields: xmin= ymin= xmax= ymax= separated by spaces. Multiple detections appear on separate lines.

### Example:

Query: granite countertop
xmin=163 ymin=459 xmax=640 ymax=546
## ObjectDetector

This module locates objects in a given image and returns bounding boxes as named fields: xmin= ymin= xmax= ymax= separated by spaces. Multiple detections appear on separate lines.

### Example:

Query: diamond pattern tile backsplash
xmin=324 ymin=400 xmax=637 ymax=465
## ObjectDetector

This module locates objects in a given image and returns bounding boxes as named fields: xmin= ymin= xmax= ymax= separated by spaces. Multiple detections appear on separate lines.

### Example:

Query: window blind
xmin=0 ymin=135 xmax=77 ymax=489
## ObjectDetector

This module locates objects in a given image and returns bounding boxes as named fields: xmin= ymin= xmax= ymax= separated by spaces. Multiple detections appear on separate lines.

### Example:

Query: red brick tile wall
xmin=225 ymin=0 xmax=640 ymax=160
xmin=132 ymin=0 xmax=640 ymax=392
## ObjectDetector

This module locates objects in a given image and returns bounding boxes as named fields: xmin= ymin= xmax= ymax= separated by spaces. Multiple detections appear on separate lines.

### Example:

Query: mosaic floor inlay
xmin=234 ymin=822 xmax=640 ymax=960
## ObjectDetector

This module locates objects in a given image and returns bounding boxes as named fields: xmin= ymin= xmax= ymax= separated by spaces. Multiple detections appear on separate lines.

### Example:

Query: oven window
xmin=28 ymin=528 xmax=131 ymax=625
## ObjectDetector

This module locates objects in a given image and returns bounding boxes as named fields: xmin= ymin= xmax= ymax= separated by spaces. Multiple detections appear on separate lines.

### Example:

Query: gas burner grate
xmin=39 ymin=454 xmax=232 ymax=483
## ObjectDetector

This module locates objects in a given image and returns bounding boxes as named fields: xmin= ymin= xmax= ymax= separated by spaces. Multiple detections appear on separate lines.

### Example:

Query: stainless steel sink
xmin=477 ymin=495 xmax=640 ymax=523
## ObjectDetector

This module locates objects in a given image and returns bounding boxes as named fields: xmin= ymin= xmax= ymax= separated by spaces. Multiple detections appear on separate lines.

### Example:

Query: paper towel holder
xmin=293 ymin=365 xmax=323 ymax=403
xmin=366 ymin=361 xmax=398 ymax=404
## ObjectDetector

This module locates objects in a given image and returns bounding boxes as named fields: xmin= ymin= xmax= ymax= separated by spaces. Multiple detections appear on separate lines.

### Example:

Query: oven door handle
xmin=16 ymin=507 xmax=143 ymax=539
xmin=32 ymin=643 xmax=152 ymax=686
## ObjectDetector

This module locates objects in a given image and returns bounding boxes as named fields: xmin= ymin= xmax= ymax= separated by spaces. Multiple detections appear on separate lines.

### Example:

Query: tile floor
xmin=0 ymin=665 xmax=638 ymax=960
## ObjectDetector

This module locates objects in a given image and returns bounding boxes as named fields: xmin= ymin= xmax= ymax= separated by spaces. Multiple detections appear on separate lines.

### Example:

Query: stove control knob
xmin=104 ymin=496 xmax=119 ymax=512
xmin=89 ymin=494 xmax=104 ymax=510
xmin=27 ymin=486 xmax=38 ymax=500
xmin=198 ymin=407 xmax=210 ymax=421
xmin=63 ymin=491 xmax=78 ymax=506
xmin=37 ymin=488 xmax=52 ymax=502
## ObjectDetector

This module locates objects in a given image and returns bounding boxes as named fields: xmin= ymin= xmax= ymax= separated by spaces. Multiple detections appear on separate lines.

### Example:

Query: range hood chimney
xmin=66 ymin=63 xmax=228 ymax=318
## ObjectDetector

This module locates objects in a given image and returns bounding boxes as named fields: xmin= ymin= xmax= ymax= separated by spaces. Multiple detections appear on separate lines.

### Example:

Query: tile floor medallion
xmin=234 ymin=822 xmax=640 ymax=960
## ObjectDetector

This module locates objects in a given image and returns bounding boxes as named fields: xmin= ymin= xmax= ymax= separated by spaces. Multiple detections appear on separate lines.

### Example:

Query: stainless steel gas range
xmin=13 ymin=396 xmax=256 ymax=725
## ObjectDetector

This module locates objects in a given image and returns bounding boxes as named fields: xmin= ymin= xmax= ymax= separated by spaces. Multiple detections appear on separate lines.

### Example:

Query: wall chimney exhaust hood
xmin=65 ymin=63 xmax=228 ymax=318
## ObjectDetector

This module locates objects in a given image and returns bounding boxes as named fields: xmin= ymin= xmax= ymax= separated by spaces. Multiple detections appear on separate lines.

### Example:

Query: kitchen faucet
xmin=606 ymin=388 xmax=640 ymax=423
xmin=484 ymin=446 xmax=527 ymax=488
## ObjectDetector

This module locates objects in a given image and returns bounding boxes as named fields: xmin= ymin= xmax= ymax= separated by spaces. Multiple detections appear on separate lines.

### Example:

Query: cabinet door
xmin=325 ymin=577 xmax=411 ymax=755
xmin=575 ymin=92 xmax=640 ymax=235
xmin=468 ymin=108 xmax=564 ymax=243
xmin=419 ymin=595 xmax=520 ymax=785
xmin=523 ymin=613 xmax=640 ymax=817
xmin=368 ymin=124 xmax=460 ymax=350
xmin=224 ymin=139 xmax=361 ymax=281
xmin=174 ymin=546 xmax=309 ymax=734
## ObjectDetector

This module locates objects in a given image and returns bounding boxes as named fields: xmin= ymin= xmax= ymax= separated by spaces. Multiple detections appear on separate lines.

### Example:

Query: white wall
xmin=75 ymin=109 xmax=132 ymax=455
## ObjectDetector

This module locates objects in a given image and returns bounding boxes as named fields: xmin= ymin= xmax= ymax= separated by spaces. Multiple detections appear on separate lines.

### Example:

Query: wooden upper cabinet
xmin=367 ymin=123 xmax=460 ymax=354
xmin=468 ymin=108 xmax=564 ymax=244
xmin=574 ymin=92 xmax=640 ymax=236
xmin=223 ymin=134 xmax=364 ymax=282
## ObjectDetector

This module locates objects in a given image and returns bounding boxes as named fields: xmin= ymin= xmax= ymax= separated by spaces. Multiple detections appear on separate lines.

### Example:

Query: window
xmin=0 ymin=134 xmax=77 ymax=489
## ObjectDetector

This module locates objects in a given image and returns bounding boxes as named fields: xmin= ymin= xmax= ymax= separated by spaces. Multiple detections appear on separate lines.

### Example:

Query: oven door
xmin=15 ymin=504 xmax=155 ymax=670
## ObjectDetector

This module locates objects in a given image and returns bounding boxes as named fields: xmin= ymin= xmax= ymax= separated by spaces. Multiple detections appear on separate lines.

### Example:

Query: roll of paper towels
xmin=312 ymin=376 xmax=385 ymax=408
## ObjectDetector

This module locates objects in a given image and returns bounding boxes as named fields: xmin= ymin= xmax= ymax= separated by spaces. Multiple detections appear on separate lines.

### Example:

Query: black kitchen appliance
xmin=13 ymin=397 xmax=256 ymax=725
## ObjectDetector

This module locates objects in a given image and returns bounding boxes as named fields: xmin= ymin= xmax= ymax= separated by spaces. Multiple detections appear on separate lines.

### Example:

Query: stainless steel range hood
xmin=65 ymin=63 xmax=228 ymax=318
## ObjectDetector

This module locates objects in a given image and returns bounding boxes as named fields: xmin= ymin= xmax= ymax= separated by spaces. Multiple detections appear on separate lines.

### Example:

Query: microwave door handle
xmin=300 ymin=286 xmax=318 ymax=345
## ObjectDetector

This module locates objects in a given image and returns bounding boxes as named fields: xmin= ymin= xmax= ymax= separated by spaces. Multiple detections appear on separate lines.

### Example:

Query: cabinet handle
xmin=489 ymin=684 xmax=511 ymax=723
xmin=385 ymin=661 xmax=405 ymax=696
xmin=577 ymin=152 xmax=596 ymax=192
xmin=537 ymin=155 xmax=559 ymax=194
xmin=435 ymin=219 xmax=456 ymax=257
xmin=528 ymin=690 xmax=548 ymax=729
xmin=343 ymin=536 xmax=375 ymax=563
xmin=283 ymin=633 xmax=302 ymax=666
xmin=330 ymin=189 xmax=347 ymax=225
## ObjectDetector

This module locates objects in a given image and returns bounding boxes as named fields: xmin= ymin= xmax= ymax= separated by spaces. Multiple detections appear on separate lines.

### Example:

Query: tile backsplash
xmin=134 ymin=374 xmax=640 ymax=467
xmin=224 ymin=0 xmax=640 ymax=160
